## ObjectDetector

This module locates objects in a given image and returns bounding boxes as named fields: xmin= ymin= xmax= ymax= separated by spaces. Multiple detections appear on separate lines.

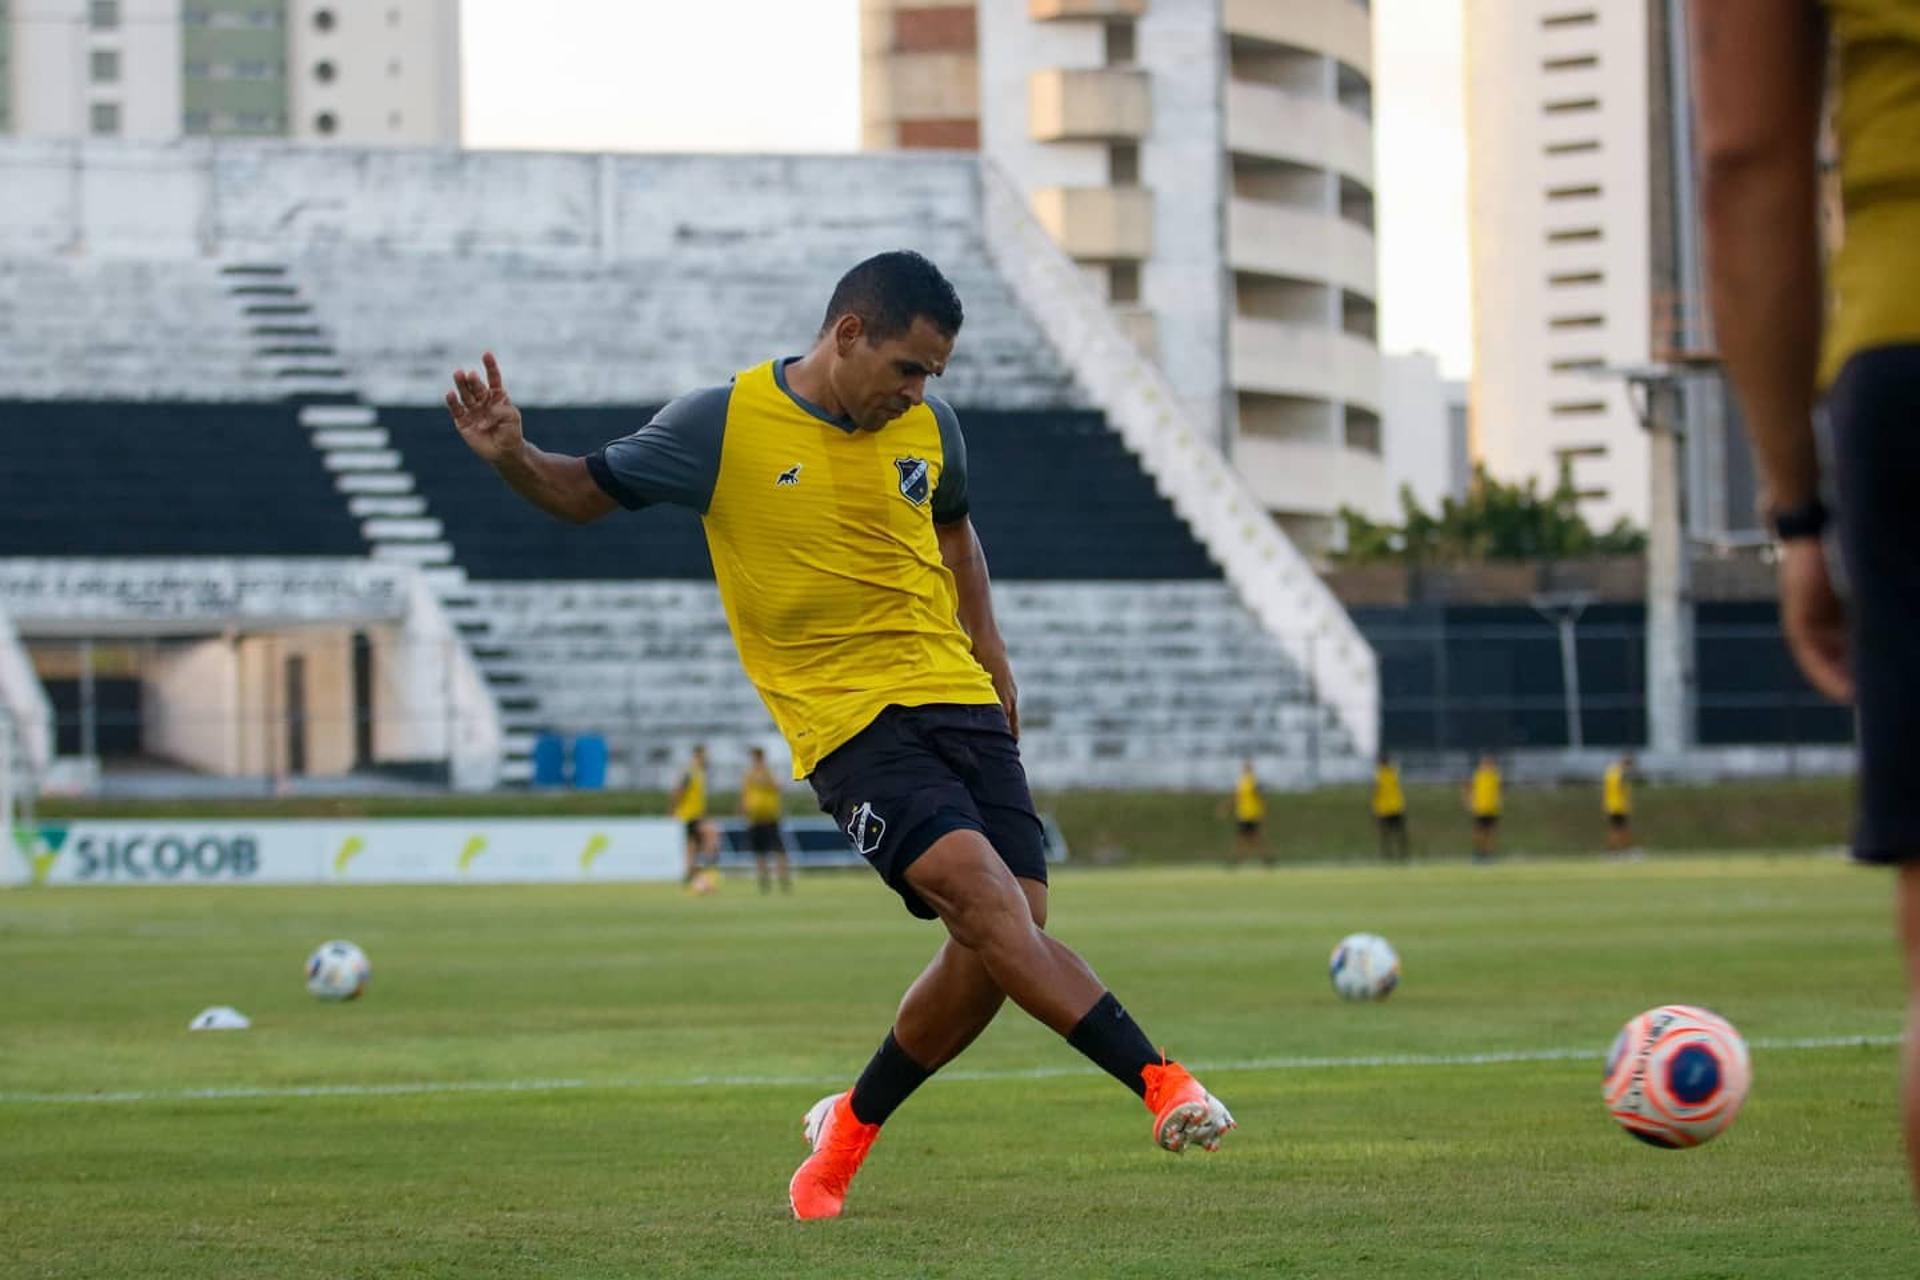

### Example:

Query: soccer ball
xmin=1603 ymin=1004 xmax=1751 ymax=1148
xmin=305 ymin=940 xmax=370 ymax=1001
xmin=1329 ymin=932 xmax=1400 ymax=1001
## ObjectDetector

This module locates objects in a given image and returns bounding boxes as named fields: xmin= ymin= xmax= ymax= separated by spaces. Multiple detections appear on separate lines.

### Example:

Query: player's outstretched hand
xmin=1778 ymin=537 xmax=1852 ymax=703
xmin=446 ymin=351 xmax=523 ymax=466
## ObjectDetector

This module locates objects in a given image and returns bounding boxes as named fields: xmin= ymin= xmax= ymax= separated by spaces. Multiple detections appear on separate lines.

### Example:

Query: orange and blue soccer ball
xmin=1603 ymin=1004 xmax=1751 ymax=1147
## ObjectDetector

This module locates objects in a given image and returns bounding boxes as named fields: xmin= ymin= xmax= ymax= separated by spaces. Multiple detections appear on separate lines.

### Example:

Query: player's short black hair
xmin=821 ymin=250 xmax=964 ymax=343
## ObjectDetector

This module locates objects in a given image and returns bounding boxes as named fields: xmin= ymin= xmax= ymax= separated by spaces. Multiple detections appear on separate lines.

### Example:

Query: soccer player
xmin=1465 ymin=754 xmax=1501 ymax=862
xmin=445 ymin=251 xmax=1234 ymax=1220
xmin=1229 ymin=759 xmax=1269 ymax=867
xmin=1372 ymin=750 xmax=1409 ymax=862
xmin=1690 ymin=0 xmax=1920 ymax=1196
xmin=741 ymin=745 xmax=792 ymax=894
xmin=669 ymin=744 xmax=718 ymax=888
xmin=1602 ymin=753 xmax=1635 ymax=855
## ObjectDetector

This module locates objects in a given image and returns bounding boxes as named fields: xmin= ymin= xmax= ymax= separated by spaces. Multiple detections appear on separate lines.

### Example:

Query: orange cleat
xmin=788 ymin=1091 xmax=881 ymax=1221
xmin=1141 ymin=1061 xmax=1236 ymax=1153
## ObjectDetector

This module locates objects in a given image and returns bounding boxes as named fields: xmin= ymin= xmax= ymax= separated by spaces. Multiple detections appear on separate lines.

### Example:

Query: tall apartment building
xmin=862 ymin=0 xmax=1389 ymax=551
xmin=1465 ymin=0 xmax=1755 ymax=539
xmin=1 ymin=0 xmax=459 ymax=146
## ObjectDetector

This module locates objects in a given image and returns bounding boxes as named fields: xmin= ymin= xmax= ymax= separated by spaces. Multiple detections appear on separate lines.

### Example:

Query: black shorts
xmin=1833 ymin=344 xmax=1920 ymax=863
xmin=1377 ymin=813 xmax=1406 ymax=832
xmin=746 ymin=821 xmax=785 ymax=856
xmin=1236 ymin=820 xmax=1261 ymax=837
xmin=809 ymin=703 xmax=1048 ymax=920
xmin=683 ymin=818 xmax=704 ymax=843
xmin=1607 ymin=813 xmax=1630 ymax=831
xmin=1473 ymin=815 xmax=1499 ymax=832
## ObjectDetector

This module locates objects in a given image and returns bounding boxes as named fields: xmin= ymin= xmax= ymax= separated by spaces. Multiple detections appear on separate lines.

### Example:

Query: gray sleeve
xmin=928 ymin=394 xmax=969 ymax=525
xmin=585 ymin=383 xmax=730 ymax=513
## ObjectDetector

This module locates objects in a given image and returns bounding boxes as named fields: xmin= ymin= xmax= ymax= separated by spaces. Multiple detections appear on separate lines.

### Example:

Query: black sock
xmin=848 ymin=1031 xmax=933 ymax=1126
xmin=1067 ymin=991 xmax=1159 ymax=1097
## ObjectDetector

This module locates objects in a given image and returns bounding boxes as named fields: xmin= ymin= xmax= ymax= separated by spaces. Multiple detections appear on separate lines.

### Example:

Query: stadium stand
xmin=0 ymin=403 xmax=366 ymax=559
xmin=0 ymin=140 xmax=1370 ymax=788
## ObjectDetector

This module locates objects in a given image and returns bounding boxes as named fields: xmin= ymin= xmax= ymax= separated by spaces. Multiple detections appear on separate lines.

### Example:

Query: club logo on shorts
xmin=894 ymin=456 xmax=930 ymax=507
xmin=777 ymin=464 xmax=802 ymax=487
xmin=846 ymin=802 xmax=886 ymax=857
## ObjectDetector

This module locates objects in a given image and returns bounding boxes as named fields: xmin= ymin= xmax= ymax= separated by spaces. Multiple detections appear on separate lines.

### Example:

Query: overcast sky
xmin=461 ymin=0 xmax=1472 ymax=379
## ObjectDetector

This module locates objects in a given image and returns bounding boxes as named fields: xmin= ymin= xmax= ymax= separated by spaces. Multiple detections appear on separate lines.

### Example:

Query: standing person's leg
xmin=1832 ymin=346 xmax=1920 ymax=1203
xmin=1900 ymin=867 xmax=1920 ymax=1198
xmin=1377 ymin=818 xmax=1391 ymax=862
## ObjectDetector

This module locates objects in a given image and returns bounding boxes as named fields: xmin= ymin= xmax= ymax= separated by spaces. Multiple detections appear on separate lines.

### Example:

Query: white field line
xmin=0 ymin=1034 xmax=1899 ymax=1107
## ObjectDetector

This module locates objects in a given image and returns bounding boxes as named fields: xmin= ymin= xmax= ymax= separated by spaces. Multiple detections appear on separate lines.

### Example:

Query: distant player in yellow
xmin=1603 ymin=754 xmax=1635 ymax=854
xmin=1229 ymin=760 xmax=1269 ymax=868
xmin=1372 ymin=750 xmax=1409 ymax=862
xmin=447 ymin=251 xmax=1232 ymax=1221
xmin=741 ymin=745 xmax=792 ymax=894
xmin=670 ymin=744 xmax=719 ymax=889
xmin=1465 ymin=754 xmax=1501 ymax=862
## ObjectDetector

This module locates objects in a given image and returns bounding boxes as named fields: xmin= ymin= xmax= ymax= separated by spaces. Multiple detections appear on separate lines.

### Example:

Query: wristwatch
xmin=1769 ymin=497 xmax=1829 ymax=542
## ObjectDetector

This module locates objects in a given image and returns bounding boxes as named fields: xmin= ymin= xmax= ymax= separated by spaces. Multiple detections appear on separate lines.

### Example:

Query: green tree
xmin=1334 ymin=465 xmax=1646 ymax=565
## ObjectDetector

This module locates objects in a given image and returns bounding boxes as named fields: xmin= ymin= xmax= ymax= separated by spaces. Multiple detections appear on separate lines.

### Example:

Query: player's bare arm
xmin=445 ymin=351 xmax=616 ymax=525
xmin=1691 ymin=0 xmax=1849 ymax=702
xmin=938 ymin=515 xmax=1018 ymax=739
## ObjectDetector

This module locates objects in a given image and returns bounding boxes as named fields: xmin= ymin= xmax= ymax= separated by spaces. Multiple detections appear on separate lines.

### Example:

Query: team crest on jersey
xmin=846 ymin=802 xmax=886 ymax=857
xmin=777 ymin=464 xmax=802 ymax=487
xmin=894 ymin=456 xmax=930 ymax=506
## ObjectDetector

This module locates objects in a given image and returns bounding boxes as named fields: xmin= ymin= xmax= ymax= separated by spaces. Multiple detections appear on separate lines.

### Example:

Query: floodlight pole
xmin=1531 ymin=593 xmax=1593 ymax=751
xmin=1611 ymin=367 xmax=1697 ymax=759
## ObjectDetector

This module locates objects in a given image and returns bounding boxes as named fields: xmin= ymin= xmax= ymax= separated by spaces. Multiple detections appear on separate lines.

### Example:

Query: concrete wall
xmin=142 ymin=636 xmax=240 ymax=774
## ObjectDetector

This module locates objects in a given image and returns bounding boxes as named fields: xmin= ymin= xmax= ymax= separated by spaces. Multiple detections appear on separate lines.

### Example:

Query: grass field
xmin=4 ymin=854 xmax=1915 ymax=1277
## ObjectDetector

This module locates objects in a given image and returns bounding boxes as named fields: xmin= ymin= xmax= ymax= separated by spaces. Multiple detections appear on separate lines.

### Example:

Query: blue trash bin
xmin=531 ymin=732 xmax=566 ymax=787
xmin=571 ymin=734 xmax=608 ymax=790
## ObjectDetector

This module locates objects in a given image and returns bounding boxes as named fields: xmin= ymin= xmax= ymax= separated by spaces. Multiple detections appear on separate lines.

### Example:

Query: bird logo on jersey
xmin=894 ymin=456 xmax=930 ymax=506
xmin=777 ymin=464 xmax=802 ymax=487
xmin=845 ymin=802 xmax=886 ymax=857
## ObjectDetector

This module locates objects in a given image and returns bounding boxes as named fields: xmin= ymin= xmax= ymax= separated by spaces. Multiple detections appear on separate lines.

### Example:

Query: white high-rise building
xmin=862 ymin=0 xmax=1390 ymax=552
xmin=1465 ymin=0 xmax=1653 ymax=527
xmin=1 ymin=0 xmax=460 ymax=146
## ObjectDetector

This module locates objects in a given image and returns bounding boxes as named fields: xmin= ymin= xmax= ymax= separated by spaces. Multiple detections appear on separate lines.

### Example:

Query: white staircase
xmin=217 ymin=263 xmax=465 ymax=593
xmin=979 ymin=162 xmax=1379 ymax=761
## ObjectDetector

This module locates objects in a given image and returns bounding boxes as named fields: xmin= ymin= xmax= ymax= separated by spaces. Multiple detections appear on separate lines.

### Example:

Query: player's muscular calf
xmin=905 ymin=831 xmax=1105 ymax=1035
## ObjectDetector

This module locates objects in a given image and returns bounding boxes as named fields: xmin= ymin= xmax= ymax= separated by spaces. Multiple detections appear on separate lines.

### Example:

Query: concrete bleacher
xmin=448 ymin=580 xmax=1346 ymax=790
xmin=0 ymin=403 xmax=366 ymax=558
xmin=0 ymin=257 xmax=275 ymax=401
xmin=379 ymin=405 xmax=1216 ymax=582
xmin=0 ymin=140 xmax=1369 ymax=789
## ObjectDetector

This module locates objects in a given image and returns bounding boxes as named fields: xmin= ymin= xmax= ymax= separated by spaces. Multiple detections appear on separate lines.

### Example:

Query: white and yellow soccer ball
xmin=1329 ymin=932 xmax=1400 ymax=1001
xmin=305 ymin=939 xmax=371 ymax=1001
xmin=1603 ymin=1004 xmax=1751 ymax=1147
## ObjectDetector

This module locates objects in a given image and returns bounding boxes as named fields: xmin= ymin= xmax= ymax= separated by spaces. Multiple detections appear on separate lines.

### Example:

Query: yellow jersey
xmin=1821 ymin=1 xmax=1920 ymax=385
xmin=671 ymin=762 xmax=707 ymax=822
xmin=1234 ymin=771 xmax=1265 ymax=823
xmin=1372 ymin=764 xmax=1405 ymax=818
xmin=1469 ymin=765 xmax=1501 ymax=818
xmin=1603 ymin=763 xmax=1630 ymax=817
xmin=742 ymin=766 xmax=783 ymax=825
xmin=589 ymin=358 xmax=998 ymax=778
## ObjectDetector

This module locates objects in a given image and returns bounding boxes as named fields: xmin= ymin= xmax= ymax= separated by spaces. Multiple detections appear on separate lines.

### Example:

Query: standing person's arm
xmin=446 ymin=353 xmax=617 ymax=524
xmin=1690 ymin=0 xmax=1851 ymax=702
